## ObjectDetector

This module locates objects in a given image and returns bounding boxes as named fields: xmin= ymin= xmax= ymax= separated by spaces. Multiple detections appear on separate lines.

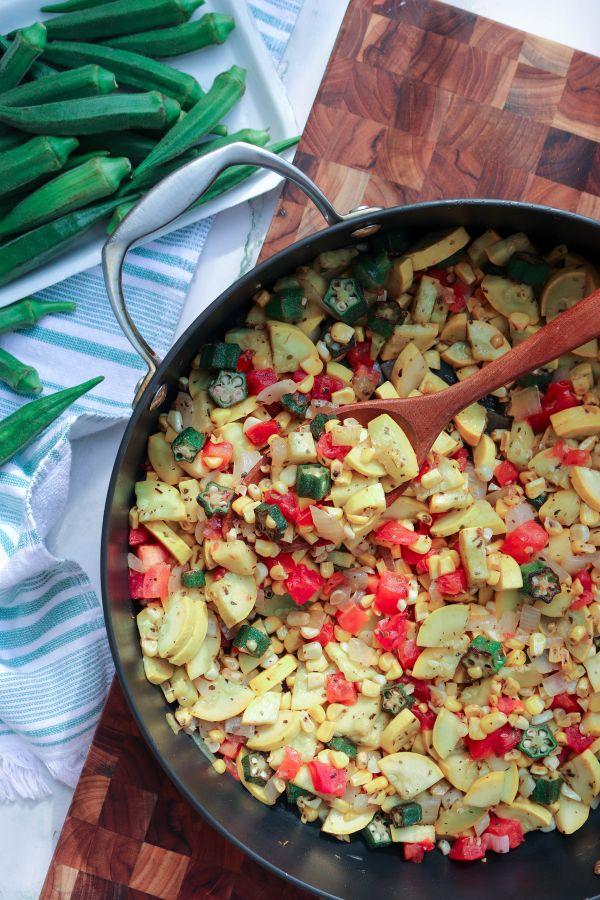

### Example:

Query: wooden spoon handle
xmin=440 ymin=287 xmax=600 ymax=419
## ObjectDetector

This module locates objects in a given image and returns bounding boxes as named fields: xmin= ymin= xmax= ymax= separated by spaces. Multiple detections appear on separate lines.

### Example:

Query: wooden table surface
xmin=41 ymin=1 xmax=600 ymax=897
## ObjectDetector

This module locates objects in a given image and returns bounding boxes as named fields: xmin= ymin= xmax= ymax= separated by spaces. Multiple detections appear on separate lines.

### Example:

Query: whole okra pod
xmin=0 ymin=156 xmax=132 ymax=239
xmin=44 ymin=0 xmax=205 ymax=41
xmin=0 ymin=376 xmax=104 ymax=466
xmin=0 ymin=91 xmax=181 ymax=135
xmin=105 ymin=12 xmax=234 ymax=57
xmin=0 ymin=23 xmax=47 ymax=92
xmin=0 ymin=348 xmax=42 ymax=395
xmin=0 ymin=135 xmax=79 ymax=197
xmin=0 ymin=64 xmax=117 ymax=107
xmin=0 ymin=298 xmax=76 ymax=335
xmin=42 ymin=0 xmax=124 ymax=11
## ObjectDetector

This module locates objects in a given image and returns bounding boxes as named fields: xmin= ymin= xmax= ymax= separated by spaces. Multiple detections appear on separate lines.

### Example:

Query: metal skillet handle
xmin=102 ymin=142 xmax=381 ymax=407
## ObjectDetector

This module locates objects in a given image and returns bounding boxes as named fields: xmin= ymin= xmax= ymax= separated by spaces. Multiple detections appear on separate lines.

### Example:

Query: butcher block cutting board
xmin=41 ymin=2 xmax=600 ymax=898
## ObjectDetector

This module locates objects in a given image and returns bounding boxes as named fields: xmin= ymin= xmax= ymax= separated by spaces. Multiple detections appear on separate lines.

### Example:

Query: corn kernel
xmin=300 ymin=356 xmax=323 ymax=376
xmin=309 ymin=704 xmax=326 ymax=724
xmin=212 ymin=759 xmax=227 ymax=775
xmin=525 ymin=696 xmax=545 ymax=716
xmin=364 ymin=776 xmax=388 ymax=794
xmin=529 ymin=632 xmax=546 ymax=658
xmin=331 ymin=322 xmax=355 ymax=343
xmin=569 ymin=625 xmax=587 ymax=643
xmin=386 ymin=661 xmax=404 ymax=680
xmin=208 ymin=728 xmax=226 ymax=743
xmin=280 ymin=693 xmax=292 ymax=710
xmin=326 ymin=703 xmax=345 ymax=721
xmin=330 ymin=751 xmax=350 ymax=769
xmin=361 ymin=679 xmax=380 ymax=698
xmin=317 ymin=721 xmax=335 ymax=743
xmin=506 ymin=649 xmax=527 ymax=666
xmin=330 ymin=798 xmax=350 ymax=813
xmin=445 ymin=697 xmax=462 ymax=713
xmin=331 ymin=386 xmax=356 ymax=405
xmin=350 ymin=770 xmax=373 ymax=787
xmin=480 ymin=711 xmax=507 ymax=734
xmin=468 ymin=719 xmax=486 ymax=741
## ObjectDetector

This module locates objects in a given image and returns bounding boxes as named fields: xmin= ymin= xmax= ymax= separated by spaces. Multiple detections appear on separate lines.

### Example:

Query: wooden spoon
xmin=337 ymin=287 xmax=600 ymax=505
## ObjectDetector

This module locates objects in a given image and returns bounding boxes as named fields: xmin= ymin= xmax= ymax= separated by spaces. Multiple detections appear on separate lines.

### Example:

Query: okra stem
xmin=0 ymin=23 xmax=47 ymax=92
xmin=0 ymin=298 xmax=76 ymax=335
xmin=105 ymin=12 xmax=234 ymax=58
xmin=0 ymin=135 xmax=79 ymax=197
xmin=0 ymin=376 xmax=104 ymax=466
xmin=0 ymin=347 xmax=42 ymax=395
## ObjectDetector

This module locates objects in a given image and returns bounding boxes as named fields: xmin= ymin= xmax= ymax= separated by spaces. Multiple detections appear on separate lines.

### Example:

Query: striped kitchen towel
xmin=0 ymin=0 xmax=302 ymax=802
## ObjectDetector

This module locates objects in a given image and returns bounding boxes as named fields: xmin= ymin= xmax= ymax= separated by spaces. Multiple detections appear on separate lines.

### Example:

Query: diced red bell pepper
xmin=375 ymin=571 xmax=409 ymax=615
xmin=448 ymin=281 xmax=469 ymax=313
xmin=500 ymin=521 xmax=548 ymax=564
xmin=415 ymin=458 xmax=432 ymax=482
xmin=346 ymin=339 xmax=372 ymax=370
xmin=129 ymin=570 xmax=145 ymax=600
xmin=246 ymin=368 xmax=278 ymax=395
xmin=402 ymin=545 xmax=435 ymax=573
xmin=307 ymin=760 xmax=347 ymax=797
xmin=528 ymin=380 xmax=580 ymax=432
xmin=435 ymin=567 xmax=468 ymax=596
xmin=263 ymin=490 xmax=298 ymax=524
xmin=375 ymin=520 xmax=419 ymax=546
xmin=465 ymin=724 xmax=521 ymax=759
xmin=137 ymin=543 xmax=171 ymax=567
xmin=311 ymin=374 xmax=343 ymax=401
xmin=223 ymin=757 xmax=240 ymax=780
xmin=552 ymin=440 xmax=591 ymax=467
xmin=374 ymin=613 xmax=409 ymax=652
xmin=400 ymin=676 xmax=431 ymax=702
xmin=326 ymin=672 xmax=357 ymax=705
xmin=485 ymin=816 xmax=524 ymax=850
xmin=497 ymin=696 xmax=523 ymax=714
xmin=245 ymin=419 xmax=280 ymax=446
xmin=295 ymin=507 xmax=314 ymax=530
xmin=550 ymin=692 xmax=582 ymax=713
xmin=426 ymin=267 xmax=451 ymax=286
xmin=451 ymin=446 xmax=469 ymax=471
xmin=494 ymin=459 xmax=519 ymax=486
xmin=322 ymin=571 xmax=347 ymax=599
xmin=129 ymin=524 xmax=151 ymax=545
xmin=317 ymin=431 xmax=351 ymax=461
xmin=353 ymin=363 xmax=381 ymax=394
xmin=314 ymin=619 xmax=335 ymax=646
xmin=397 ymin=638 xmax=420 ymax=671
xmin=404 ymin=841 xmax=434 ymax=863
xmin=219 ymin=739 xmax=243 ymax=759
xmin=142 ymin=562 xmax=171 ymax=600
xmin=412 ymin=706 xmax=436 ymax=731
xmin=336 ymin=604 xmax=368 ymax=635
xmin=267 ymin=553 xmax=295 ymax=575
xmin=285 ymin=564 xmax=324 ymax=605
xmin=276 ymin=746 xmax=303 ymax=781
xmin=571 ymin=592 xmax=594 ymax=610
xmin=564 ymin=724 xmax=595 ymax=753
xmin=236 ymin=349 xmax=254 ymax=372
xmin=202 ymin=440 xmax=233 ymax=470
xmin=448 ymin=836 xmax=487 ymax=861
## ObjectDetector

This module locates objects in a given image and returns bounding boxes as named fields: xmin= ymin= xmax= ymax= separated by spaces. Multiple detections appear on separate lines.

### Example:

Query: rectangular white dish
xmin=0 ymin=0 xmax=298 ymax=307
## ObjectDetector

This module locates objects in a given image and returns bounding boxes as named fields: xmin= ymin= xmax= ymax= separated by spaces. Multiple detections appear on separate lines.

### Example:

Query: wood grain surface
xmin=41 ymin=1 xmax=600 ymax=898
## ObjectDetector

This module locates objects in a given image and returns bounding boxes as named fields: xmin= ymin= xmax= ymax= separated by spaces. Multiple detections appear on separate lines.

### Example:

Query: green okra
xmin=0 ymin=298 xmax=75 ymax=335
xmin=0 ymin=24 xmax=47 ymax=92
xmin=105 ymin=12 xmax=234 ymax=57
xmin=0 ymin=376 xmax=104 ymax=466
xmin=0 ymin=91 xmax=181 ymax=135
xmin=0 ymin=348 xmax=42 ymax=395
xmin=77 ymin=130 xmax=158 ymax=162
xmin=0 ymin=196 xmax=123 ymax=287
xmin=0 ymin=156 xmax=132 ymax=239
xmin=28 ymin=59 xmax=59 ymax=80
xmin=44 ymin=0 xmax=205 ymax=41
xmin=0 ymin=129 xmax=25 ymax=152
xmin=42 ymin=0 xmax=128 ymax=11
xmin=0 ymin=135 xmax=79 ymax=197
xmin=42 ymin=40 xmax=203 ymax=110
xmin=0 ymin=64 xmax=117 ymax=106
xmin=62 ymin=149 xmax=111 ymax=170
xmin=131 ymin=65 xmax=246 ymax=184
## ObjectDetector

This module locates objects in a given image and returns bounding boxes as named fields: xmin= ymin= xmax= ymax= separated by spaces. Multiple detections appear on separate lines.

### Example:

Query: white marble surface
xmin=2 ymin=1 xmax=599 ymax=897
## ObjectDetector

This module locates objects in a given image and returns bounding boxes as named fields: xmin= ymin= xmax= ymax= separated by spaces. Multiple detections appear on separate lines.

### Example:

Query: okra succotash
xmin=129 ymin=225 xmax=600 ymax=865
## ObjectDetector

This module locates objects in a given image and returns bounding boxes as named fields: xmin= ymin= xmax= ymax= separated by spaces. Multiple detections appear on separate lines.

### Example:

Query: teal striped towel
xmin=0 ymin=0 xmax=302 ymax=801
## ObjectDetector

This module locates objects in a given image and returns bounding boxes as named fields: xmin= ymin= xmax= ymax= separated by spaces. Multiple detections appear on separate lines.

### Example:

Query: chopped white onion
xmin=310 ymin=505 xmax=346 ymax=544
xmin=418 ymin=794 xmax=442 ymax=824
xmin=225 ymin=716 xmax=255 ymax=738
xmin=509 ymin=386 xmax=542 ymax=421
xmin=504 ymin=502 xmax=535 ymax=532
xmin=168 ymin=565 xmax=183 ymax=594
xmin=537 ymin=550 xmax=570 ymax=583
xmin=542 ymin=671 xmax=574 ymax=697
xmin=345 ymin=569 xmax=370 ymax=590
xmin=519 ymin=603 xmax=541 ymax=633
xmin=233 ymin=449 xmax=262 ymax=482
xmin=497 ymin=610 xmax=519 ymax=636
xmin=474 ymin=812 xmax=490 ymax=836
xmin=256 ymin=379 xmax=297 ymax=404
xmin=174 ymin=391 xmax=194 ymax=428
xmin=347 ymin=638 xmax=377 ymax=666
xmin=128 ymin=552 xmax=147 ymax=573
xmin=352 ymin=792 xmax=370 ymax=811
xmin=531 ymin=652 xmax=555 ymax=674
xmin=465 ymin=462 xmax=487 ymax=499
xmin=486 ymin=833 xmax=510 ymax=854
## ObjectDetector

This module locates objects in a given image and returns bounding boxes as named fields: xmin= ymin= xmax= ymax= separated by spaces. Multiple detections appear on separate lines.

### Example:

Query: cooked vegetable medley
xmin=130 ymin=226 xmax=600 ymax=864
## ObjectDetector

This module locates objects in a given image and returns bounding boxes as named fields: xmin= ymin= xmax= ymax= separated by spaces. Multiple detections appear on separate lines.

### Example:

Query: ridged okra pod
xmin=41 ymin=0 xmax=125 ymax=11
xmin=0 ymin=91 xmax=181 ymax=135
xmin=0 ymin=156 xmax=132 ymax=238
xmin=45 ymin=0 xmax=205 ymax=41
xmin=0 ymin=298 xmax=76 ymax=335
xmin=0 ymin=64 xmax=117 ymax=106
xmin=0 ymin=348 xmax=42 ymax=395
xmin=0 ymin=135 xmax=79 ymax=197
xmin=0 ymin=197 xmax=122 ymax=286
xmin=0 ymin=376 xmax=104 ymax=466
xmin=0 ymin=24 xmax=47 ymax=92
xmin=105 ymin=12 xmax=234 ymax=57
xmin=131 ymin=65 xmax=246 ymax=184
xmin=42 ymin=40 xmax=202 ymax=109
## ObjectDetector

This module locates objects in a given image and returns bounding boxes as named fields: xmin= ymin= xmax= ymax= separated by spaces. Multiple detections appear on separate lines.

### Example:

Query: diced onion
xmin=509 ymin=386 xmax=542 ymax=421
xmin=233 ymin=449 xmax=262 ymax=482
xmin=174 ymin=391 xmax=194 ymax=428
xmin=345 ymin=569 xmax=369 ymax=590
xmin=168 ymin=565 xmax=183 ymax=594
xmin=497 ymin=610 xmax=519 ymax=636
xmin=263 ymin=776 xmax=284 ymax=803
xmin=225 ymin=716 xmax=255 ymax=738
xmin=537 ymin=550 xmax=570 ymax=582
xmin=486 ymin=833 xmax=510 ymax=854
xmin=465 ymin=463 xmax=487 ymax=499
xmin=474 ymin=812 xmax=490 ymax=836
xmin=310 ymin=505 xmax=346 ymax=545
xmin=352 ymin=792 xmax=369 ymax=811
xmin=418 ymin=794 xmax=442 ymax=825
xmin=256 ymin=379 xmax=297 ymax=404
xmin=542 ymin=671 xmax=573 ymax=697
xmin=504 ymin=502 xmax=535 ymax=532
xmin=347 ymin=638 xmax=377 ymax=666
xmin=531 ymin=652 xmax=555 ymax=674
xmin=128 ymin=553 xmax=147 ymax=573
xmin=519 ymin=603 xmax=541 ymax=633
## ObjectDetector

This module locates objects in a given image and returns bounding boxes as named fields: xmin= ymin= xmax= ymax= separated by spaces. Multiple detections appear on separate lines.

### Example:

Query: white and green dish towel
xmin=0 ymin=0 xmax=302 ymax=801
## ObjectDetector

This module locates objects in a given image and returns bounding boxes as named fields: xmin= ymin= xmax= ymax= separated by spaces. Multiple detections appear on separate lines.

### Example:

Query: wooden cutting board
xmin=41 ymin=2 xmax=600 ymax=898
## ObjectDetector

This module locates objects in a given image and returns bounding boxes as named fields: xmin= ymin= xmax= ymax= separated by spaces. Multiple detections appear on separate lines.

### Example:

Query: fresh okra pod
xmin=0 ymin=129 xmax=26 ymax=152
xmin=0 ymin=135 xmax=79 ymax=197
xmin=41 ymin=0 xmax=126 ymax=11
xmin=105 ymin=12 xmax=234 ymax=58
xmin=0 ymin=91 xmax=181 ymax=135
xmin=0 ymin=196 xmax=123 ymax=287
xmin=0 ymin=23 xmax=47 ymax=92
xmin=44 ymin=0 xmax=205 ymax=41
xmin=0 ymin=156 xmax=132 ymax=239
xmin=0 ymin=64 xmax=117 ymax=106
xmin=0 ymin=348 xmax=42 ymax=395
xmin=0 ymin=376 xmax=104 ymax=466
xmin=0 ymin=298 xmax=75 ymax=334
xmin=131 ymin=66 xmax=246 ymax=185
xmin=42 ymin=40 xmax=203 ymax=110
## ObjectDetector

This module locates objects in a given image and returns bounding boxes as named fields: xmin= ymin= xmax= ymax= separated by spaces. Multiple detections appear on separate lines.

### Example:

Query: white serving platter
xmin=0 ymin=0 xmax=298 ymax=306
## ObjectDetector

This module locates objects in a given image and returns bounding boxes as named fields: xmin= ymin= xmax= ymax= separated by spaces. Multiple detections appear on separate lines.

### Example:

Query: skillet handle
xmin=102 ymin=142 xmax=380 ymax=407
